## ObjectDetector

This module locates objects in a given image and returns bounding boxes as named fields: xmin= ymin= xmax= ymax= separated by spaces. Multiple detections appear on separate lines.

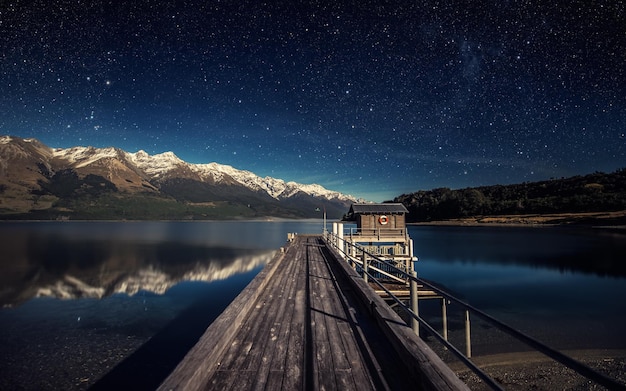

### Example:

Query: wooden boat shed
xmin=332 ymin=203 xmax=416 ymax=275
xmin=345 ymin=203 xmax=409 ymax=235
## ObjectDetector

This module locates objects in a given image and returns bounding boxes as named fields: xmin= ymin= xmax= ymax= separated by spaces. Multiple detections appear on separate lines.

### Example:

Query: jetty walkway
xmin=158 ymin=235 xmax=468 ymax=391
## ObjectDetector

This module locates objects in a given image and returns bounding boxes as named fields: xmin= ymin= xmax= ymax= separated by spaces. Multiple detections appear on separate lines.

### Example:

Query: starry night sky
xmin=1 ymin=0 xmax=625 ymax=201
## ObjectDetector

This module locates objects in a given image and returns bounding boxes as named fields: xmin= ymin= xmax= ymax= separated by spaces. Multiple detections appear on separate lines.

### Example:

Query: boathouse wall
xmin=357 ymin=213 xmax=405 ymax=230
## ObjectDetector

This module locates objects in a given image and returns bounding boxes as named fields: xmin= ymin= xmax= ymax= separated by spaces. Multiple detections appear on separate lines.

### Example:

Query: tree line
xmin=394 ymin=169 xmax=626 ymax=222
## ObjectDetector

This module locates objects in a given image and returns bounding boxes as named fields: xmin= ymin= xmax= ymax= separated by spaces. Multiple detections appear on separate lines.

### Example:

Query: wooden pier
xmin=158 ymin=235 xmax=468 ymax=391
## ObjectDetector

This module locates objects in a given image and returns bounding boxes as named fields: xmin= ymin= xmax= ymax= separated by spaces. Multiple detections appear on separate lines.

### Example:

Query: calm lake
xmin=0 ymin=221 xmax=625 ymax=390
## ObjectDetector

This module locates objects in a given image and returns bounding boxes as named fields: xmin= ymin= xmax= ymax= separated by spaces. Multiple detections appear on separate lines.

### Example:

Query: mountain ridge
xmin=0 ymin=135 xmax=361 ymax=220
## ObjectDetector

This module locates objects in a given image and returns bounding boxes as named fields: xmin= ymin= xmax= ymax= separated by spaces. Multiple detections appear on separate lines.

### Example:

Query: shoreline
xmin=449 ymin=349 xmax=626 ymax=390
xmin=448 ymin=348 xmax=626 ymax=370
xmin=408 ymin=210 xmax=626 ymax=229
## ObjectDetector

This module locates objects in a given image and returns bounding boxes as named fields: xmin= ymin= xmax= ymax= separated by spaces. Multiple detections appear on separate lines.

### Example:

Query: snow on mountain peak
xmin=42 ymin=143 xmax=357 ymax=202
xmin=190 ymin=161 xmax=355 ymax=201
xmin=52 ymin=146 xmax=122 ymax=168
xmin=126 ymin=150 xmax=185 ymax=178
xmin=191 ymin=162 xmax=303 ymax=199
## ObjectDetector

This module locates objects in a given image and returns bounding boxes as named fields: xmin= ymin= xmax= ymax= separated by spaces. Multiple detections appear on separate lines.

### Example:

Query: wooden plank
xmin=266 ymin=245 xmax=303 ymax=377
xmin=160 ymin=235 xmax=468 ymax=391
xmin=310 ymin=240 xmax=356 ymax=389
xmin=281 ymin=289 xmax=305 ymax=390
xmin=244 ymin=244 xmax=303 ymax=389
xmin=158 ymin=246 xmax=287 ymax=391
xmin=314 ymin=241 xmax=377 ymax=390
xmin=306 ymin=237 xmax=379 ymax=390
xmin=307 ymin=239 xmax=339 ymax=390
xmin=281 ymin=240 xmax=307 ymax=390
xmin=209 ymin=240 xmax=303 ymax=389
xmin=324 ymin=242 xmax=471 ymax=391
xmin=207 ymin=299 xmax=275 ymax=388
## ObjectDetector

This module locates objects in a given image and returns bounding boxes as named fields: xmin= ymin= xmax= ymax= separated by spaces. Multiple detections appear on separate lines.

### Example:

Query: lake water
xmin=409 ymin=225 xmax=626 ymax=357
xmin=0 ymin=221 xmax=625 ymax=390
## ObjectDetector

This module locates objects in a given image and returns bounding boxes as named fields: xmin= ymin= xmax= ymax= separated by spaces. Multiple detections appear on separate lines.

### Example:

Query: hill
xmin=394 ymin=170 xmax=626 ymax=225
xmin=0 ymin=136 xmax=358 ymax=220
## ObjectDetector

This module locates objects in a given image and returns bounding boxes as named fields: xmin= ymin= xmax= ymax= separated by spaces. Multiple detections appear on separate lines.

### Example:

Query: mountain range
xmin=0 ymin=136 xmax=360 ymax=220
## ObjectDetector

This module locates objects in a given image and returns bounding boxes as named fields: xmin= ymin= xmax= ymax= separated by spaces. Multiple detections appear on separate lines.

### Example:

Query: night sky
xmin=1 ymin=1 xmax=624 ymax=201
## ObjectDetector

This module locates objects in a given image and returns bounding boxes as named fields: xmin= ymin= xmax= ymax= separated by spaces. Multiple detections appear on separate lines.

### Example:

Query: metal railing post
xmin=410 ymin=270 xmax=419 ymax=336
xmin=465 ymin=310 xmax=472 ymax=358
xmin=442 ymin=299 xmax=448 ymax=342
xmin=324 ymin=233 xmax=626 ymax=390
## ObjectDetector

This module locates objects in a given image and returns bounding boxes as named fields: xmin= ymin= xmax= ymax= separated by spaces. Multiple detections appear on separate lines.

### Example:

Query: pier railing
xmin=323 ymin=231 xmax=625 ymax=391
xmin=346 ymin=227 xmax=408 ymax=239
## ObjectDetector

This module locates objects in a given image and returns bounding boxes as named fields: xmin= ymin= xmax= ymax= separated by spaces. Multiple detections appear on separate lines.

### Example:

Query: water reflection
xmin=2 ymin=221 xmax=624 ymax=389
xmin=0 ymin=221 xmax=322 ymax=391
xmin=409 ymin=225 xmax=626 ymax=355
xmin=1 ymin=223 xmax=278 ymax=307
xmin=410 ymin=226 xmax=626 ymax=277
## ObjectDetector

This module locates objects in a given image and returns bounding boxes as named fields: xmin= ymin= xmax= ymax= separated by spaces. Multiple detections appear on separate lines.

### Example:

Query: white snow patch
xmin=53 ymin=146 xmax=120 ymax=168
xmin=42 ymin=144 xmax=357 ymax=202
xmin=126 ymin=150 xmax=185 ymax=177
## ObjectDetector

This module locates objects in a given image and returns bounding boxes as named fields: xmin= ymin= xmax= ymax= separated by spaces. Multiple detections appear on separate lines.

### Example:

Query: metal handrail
xmin=323 ymin=231 xmax=626 ymax=391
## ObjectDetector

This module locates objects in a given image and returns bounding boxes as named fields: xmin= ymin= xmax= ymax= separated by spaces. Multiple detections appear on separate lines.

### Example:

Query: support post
xmin=362 ymin=251 xmax=368 ymax=283
xmin=442 ymin=299 xmax=448 ymax=342
xmin=410 ymin=270 xmax=419 ymax=336
xmin=465 ymin=310 xmax=472 ymax=358
xmin=337 ymin=222 xmax=345 ymax=258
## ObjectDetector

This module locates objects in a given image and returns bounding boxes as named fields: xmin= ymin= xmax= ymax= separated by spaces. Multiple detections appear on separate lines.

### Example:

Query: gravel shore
xmin=402 ymin=306 xmax=626 ymax=390
xmin=448 ymin=350 xmax=626 ymax=390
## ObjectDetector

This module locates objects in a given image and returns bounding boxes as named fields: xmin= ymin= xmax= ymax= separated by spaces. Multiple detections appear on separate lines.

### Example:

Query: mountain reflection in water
xmin=1 ymin=228 xmax=275 ymax=307
xmin=0 ymin=221 xmax=326 ymax=391
xmin=2 ymin=221 xmax=625 ymax=390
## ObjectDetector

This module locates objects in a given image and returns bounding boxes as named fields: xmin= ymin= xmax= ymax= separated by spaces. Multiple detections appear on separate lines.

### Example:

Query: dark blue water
xmin=408 ymin=225 xmax=626 ymax=354
xmin=0 ymin=220 xmax=326 ymax=391
xmin=0 ymin=222 xmax=624 ymax=389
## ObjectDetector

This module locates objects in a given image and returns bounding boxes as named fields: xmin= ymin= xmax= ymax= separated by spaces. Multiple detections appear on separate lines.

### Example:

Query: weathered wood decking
xmin=158 ymin=235 xmax=468 ymax=391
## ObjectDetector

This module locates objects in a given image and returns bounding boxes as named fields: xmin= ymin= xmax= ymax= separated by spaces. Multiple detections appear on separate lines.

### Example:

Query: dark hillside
xmin=394 ymin=169 xmax=626 ymax=223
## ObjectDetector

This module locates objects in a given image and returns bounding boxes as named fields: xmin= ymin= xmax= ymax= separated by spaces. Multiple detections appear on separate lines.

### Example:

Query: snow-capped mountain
xmin=0 ymin=136 xmax=360 ymax=219
xmin=52 ymin=144 xmax=356 ymax=202
xmin=124 ymin=149 xmax=354 ymax=201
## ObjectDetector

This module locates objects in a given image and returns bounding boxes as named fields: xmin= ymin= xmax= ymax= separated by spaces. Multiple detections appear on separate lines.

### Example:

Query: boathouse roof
xmin=348 ymin=203 xmax=408 ymax=216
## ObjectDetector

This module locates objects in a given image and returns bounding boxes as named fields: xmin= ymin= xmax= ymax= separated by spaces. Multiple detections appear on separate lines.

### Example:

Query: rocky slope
xmin=0 ymin=136 xmax=359 ymax=219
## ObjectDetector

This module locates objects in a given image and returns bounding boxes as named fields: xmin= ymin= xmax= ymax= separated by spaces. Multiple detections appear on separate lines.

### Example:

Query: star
xmin=0 ymin=0 xmax=624 ymax=201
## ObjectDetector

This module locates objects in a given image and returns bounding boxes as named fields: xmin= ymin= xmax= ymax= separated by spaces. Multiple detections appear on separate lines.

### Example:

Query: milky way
xmin=1 ymin=0 xmax=624 ymax=201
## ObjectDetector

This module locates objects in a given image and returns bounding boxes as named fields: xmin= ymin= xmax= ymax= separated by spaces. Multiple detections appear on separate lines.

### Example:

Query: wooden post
xmin=465 ymin=310 xmax=472 ymax=358
xmin=337 ymin=222 xmax=345 ymax=259
xmin=410 ymin=270 xmax=419 ymax=336
xmin=442 ymin=298 xmax=448 ymax=342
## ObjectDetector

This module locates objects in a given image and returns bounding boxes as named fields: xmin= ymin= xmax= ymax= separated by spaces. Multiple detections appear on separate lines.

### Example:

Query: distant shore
xmin=409 ymin=210 xmax=626 ymax=228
